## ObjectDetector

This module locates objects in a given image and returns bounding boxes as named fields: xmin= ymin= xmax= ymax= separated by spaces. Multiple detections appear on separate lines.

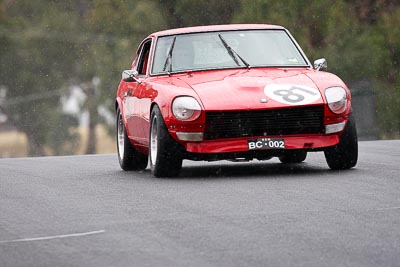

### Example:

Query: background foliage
xmin=0 ymin=0 xmax=399 ymax=156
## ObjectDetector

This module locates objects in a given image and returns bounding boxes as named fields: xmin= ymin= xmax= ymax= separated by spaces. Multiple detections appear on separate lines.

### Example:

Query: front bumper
xmin=181 ymin=134 xmax=339 ymax=153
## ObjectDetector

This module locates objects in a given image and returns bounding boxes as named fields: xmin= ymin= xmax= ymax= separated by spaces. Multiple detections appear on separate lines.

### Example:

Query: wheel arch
xmin=115 ymin=97 xmax=123 ymax=113
xmin=150 ymin=101 xmax=167 ymax=121
xmin=149 ymin=101 xmax=176 ymax=137
xmin=115 ymin=98 xmax=133 ymax=142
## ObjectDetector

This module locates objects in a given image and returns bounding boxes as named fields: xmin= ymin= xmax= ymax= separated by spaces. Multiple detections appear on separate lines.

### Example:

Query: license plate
xmin=248 ymin=138 xmax=285 ymax=150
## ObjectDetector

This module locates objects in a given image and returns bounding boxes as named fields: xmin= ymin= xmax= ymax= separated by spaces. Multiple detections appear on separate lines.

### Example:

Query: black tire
xmin=324 ymin=114 xmax=358 ymax=170
xmin=279 ymin=150 xmax=307 ymax=164
xmin=149 ymin=106 xmax=183 ymax=177
xmin=116 ymin=108 xmax=148 ymax=171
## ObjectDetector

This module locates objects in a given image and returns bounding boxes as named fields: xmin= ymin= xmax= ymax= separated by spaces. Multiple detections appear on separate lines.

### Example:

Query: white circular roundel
xmin=264 ymin=84 xmax=321 ymax=105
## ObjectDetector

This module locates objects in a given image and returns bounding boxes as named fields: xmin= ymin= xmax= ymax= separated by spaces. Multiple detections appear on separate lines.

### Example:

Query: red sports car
xmin=115 ymin=24 xmax=358 ymax=177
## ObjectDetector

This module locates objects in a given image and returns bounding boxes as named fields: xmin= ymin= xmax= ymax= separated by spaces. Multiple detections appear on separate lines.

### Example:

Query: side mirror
xmin=314 ymin=58 xmax=327 ymax=71
xmin=122 ymin=70 xmax=141 ymax=83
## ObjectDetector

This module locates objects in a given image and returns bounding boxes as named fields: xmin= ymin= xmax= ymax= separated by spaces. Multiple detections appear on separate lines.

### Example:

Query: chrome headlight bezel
xmin=324 ymin=86 xmax=348 ymax=114
xmin=172 ymin=96 xmax=202 ymax=121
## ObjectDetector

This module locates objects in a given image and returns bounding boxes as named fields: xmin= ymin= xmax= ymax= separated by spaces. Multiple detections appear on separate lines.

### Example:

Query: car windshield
xmin=152 ymin=29 xmax=308 ymax=75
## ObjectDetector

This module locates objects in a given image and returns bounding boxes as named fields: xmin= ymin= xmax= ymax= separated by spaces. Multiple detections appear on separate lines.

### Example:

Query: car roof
xmin=151 ymin=24 xmax=286 ymax=37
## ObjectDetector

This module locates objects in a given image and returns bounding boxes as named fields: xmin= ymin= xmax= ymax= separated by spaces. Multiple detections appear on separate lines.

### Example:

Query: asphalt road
xmin=0 ymin=140 xmax=399 ymax=267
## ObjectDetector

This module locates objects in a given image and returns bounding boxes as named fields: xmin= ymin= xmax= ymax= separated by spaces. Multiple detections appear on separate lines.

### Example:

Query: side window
xmin=136 ymin=40 xmax=152 ymax=76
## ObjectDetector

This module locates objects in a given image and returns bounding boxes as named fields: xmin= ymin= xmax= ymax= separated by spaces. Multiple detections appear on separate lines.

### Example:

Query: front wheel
xmin=149 ymin=106 xmax=183 ymax=177
xmin=116 ymin=108 xmax=148 ymax=171
xmin=324 ymin=114 xmax=358 ymax=170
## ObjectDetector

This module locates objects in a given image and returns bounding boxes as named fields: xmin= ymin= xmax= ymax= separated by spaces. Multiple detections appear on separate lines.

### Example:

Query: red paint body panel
xmin=177 ymin=68 xmax=324 ymax=110
xmin=116 ymin=24 xmax=353 ymax=160
xmin=151 ymin=24 xmax=285 ymax=37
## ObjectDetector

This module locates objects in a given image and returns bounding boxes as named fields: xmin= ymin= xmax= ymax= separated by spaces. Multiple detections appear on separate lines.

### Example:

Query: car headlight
xmin=325 ymin=86 xmax=347 ymax=114
xmin=172 ymin=96 xmax=202 ymax=121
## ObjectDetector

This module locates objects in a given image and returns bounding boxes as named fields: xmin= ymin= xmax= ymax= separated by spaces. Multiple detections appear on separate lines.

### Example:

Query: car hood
xmin=175 ymin=68 xmax=327 ymax=111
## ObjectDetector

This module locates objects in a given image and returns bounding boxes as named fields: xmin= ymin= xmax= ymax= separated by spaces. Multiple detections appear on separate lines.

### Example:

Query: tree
xmin=157 ymin=0 xmax=240 ymax=28
xmin=84 ymin=0 xmax=166 ymax=153
xmin=0 ymin=1 xmax=84 ymax=155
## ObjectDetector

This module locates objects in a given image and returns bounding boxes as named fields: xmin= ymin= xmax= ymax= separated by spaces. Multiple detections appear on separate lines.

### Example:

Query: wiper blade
xmin=218 ymin=34 xmax=250 ymax=69
xmin=162 ymin=36 xmax=176 ymax=73
xmin=218 ymin=34 xmax=240 ymax=66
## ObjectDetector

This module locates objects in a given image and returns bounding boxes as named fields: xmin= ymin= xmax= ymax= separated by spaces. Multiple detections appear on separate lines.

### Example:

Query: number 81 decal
xmin=264 ymin=84 xmax=321 ymax=105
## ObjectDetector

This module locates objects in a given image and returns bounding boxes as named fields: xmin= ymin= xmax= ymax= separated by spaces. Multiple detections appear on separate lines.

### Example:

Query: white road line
xmin=0 ymin=230 xmax=105 ymax=244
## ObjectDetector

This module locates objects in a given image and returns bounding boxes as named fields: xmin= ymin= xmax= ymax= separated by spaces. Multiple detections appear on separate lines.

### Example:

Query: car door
xmin=121 ymin=40 xmax=148 ymax=144
xmin=125 ymin=39 xmax=153 ymax=146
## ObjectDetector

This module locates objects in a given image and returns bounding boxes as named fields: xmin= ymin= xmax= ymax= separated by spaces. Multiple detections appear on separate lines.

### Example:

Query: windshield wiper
xmin=162 ymin=36 xmax=176 ymax=74
xmin=218 ymin=34 xmax=250 ymax=69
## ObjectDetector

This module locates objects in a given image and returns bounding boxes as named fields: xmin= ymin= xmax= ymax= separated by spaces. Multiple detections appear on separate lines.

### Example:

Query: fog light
xmin=176 ymin=132 xmax=204 ymax=141
xmin=325 ymin=121 xmax=346 ymax=134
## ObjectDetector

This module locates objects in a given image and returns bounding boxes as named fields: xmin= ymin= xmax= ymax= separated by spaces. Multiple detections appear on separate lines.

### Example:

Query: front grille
xmin=204 ymin=105 xmax=324 ymax=140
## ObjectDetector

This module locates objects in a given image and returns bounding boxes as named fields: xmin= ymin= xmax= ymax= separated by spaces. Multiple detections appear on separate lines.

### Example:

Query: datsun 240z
xmin=115 ymin=24 xmax=358 ymax=177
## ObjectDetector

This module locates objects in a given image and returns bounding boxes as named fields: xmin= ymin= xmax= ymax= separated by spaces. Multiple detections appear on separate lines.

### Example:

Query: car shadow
xmin=146 ymin=159 xmax=358 ymax=179
xmin=176 ymin=161 xmax=330 ymax=179
xmin=115 ymin=160 xmax=359 ymax=180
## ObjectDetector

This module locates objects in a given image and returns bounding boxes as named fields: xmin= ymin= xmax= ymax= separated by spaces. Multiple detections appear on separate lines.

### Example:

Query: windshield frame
xmin=149 ymin=29 xmax=312 ymax=76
